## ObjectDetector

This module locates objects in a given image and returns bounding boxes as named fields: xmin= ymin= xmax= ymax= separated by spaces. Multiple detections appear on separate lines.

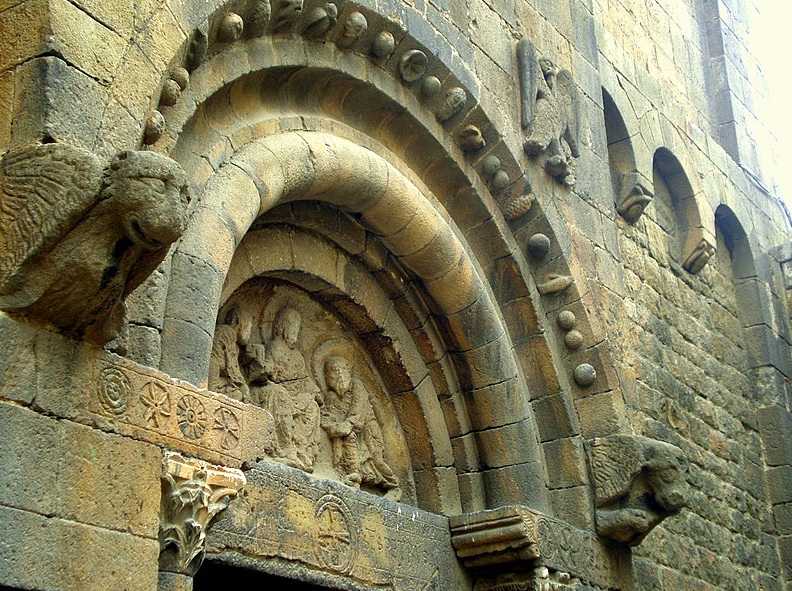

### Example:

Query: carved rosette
xmin=158 ymin=453 xmax=245 ymax=576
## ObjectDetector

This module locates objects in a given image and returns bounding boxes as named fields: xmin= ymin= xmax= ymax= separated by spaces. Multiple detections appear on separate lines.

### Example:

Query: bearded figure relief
xmin=321 ymin=355 xmax=399 ymax=491
xmin=0 ymin=144 xmax=190 ymax=345
xmin=247 ymin=306 xmax=322 ymax=473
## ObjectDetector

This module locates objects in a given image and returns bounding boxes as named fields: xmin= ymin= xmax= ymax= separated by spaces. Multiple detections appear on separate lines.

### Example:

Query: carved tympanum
xmin=517 ymin=39 xmax=580 ymax=186
xmin=159 ymin=453 xmax=245 ymax=576
xmin=0 ymin=144 xmax=189 ymax=345
xmin=210 ymin=279 xmax=405 ymax=497
xmin=590 ymin=435 xmax=689 ymax=546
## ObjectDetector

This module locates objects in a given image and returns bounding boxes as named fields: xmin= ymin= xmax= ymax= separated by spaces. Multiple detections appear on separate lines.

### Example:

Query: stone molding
xmin=450 ymin=506 xmax=604 ymax=588
xmin=159 ymin=452 xmax=245 ymax=576
xmin=0 ymin=316 xmax=274 ymax=468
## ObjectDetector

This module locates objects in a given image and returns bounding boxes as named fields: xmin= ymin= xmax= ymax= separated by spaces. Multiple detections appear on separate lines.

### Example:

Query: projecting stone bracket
xmin=589 ymin=435 xmax=689 ymax=546
xmin=450 ymin=506 xmax=602 ymax=590
xmin=158 ymin=453 xmax=245 ymax=590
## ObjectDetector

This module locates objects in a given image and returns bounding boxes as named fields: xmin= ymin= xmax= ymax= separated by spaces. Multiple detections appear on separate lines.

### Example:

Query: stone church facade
xmin=1 ymin=0 xmax=791 ymax=589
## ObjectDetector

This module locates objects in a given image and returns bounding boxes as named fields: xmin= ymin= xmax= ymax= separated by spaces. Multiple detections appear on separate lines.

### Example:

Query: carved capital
xmin=589 ymin=435 xmax=689 ymax=546
xmin=159 ymin=453 xmax=245 ymax=576
xmin=474 ymin=567 xmax=581 ymax=591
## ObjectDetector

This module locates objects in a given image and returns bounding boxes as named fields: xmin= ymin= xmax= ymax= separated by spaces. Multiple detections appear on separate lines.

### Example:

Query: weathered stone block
xmin=766 ymin=466 xmax=792 ymax=504
xmin=12 ymin=56 xmax=108 ymax=148
xmin=542 ymin=436 xmax=589 ymax=488
xmin=0 ymin=505 xmax=159 ymax=591
xmin=757 ymin=404 xmax=792 ymax=467
xmin=476 ymin=419 xmax=541 ymax=469
xmin=207 ymin=461 xmax=469 ymax=588
xmin=482 ymin=461 xmax=550 ymax=512
xmin=531 ymin=392 xmax=581 ymax=441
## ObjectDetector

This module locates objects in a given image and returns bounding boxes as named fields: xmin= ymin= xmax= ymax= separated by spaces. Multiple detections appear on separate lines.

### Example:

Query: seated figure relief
xmin=321 ymin=355 xmax=399 ymax=490
xmin=247 ymin=306 xmax=321 ymax=473
xmin=208 ymin=280 xmax=406 ymax=497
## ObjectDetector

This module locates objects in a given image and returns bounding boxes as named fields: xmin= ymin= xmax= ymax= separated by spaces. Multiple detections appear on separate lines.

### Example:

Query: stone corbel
xmin=589 ymin=435 xmax=689 ymax=546
xmin=616 ymin=172 xmax=654 ymax=223
xmin=450 ymin=506 xmax=592 ymax=590
xmin=681 ymin=228 xmax=716 ymax=275
xmin=0 ymin=143 xmax=190 ymax=345
xmin=158 ymin=453 xmax=245 ymax=589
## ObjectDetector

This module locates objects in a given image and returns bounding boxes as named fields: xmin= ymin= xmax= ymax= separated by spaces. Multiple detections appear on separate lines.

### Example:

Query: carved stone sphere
xmin=482 ymin=155 xmax=501 ymax=177
xmin=527 ymin=233 xmax=551 ymax=260
xmin=218 ymin=12 xmax=244 ymax=42
xmin=421 ymin=76 xmax=442 ymax=98
xmin=171 ymin=67 xmax=190 ymax=91
xmin=564 ymin=330 xmax=584 ymax=350
xmin=573 ymin=363 xmax=596 ymax=387
xmin=159 ymin=79 xmax=181 ymax=107
xmin=490 ymin=169 xmax=509 ymax=192
xmin=556 ymin=310 xmax=576 ymax=330
xmin=143 ymin=110 xmax=165 ymax=145
xmin=372 ymin=31 xmax=395 ymax=59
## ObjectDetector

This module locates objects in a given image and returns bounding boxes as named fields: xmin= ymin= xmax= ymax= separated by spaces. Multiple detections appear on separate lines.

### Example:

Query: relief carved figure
xmin=517 ymin=39 xmax=580 ymax=186
xmin=590 ymin=435 xmax=689 ymax=546
xmin=0 ymin=144 xmax=189 ymax=345
xmin=248 ymin=306 xmax=321 ymax=473
xmin=321 ymin=355 xmax=398 ymax=490
xmin=209 ymin=305 xmax=253 ymax=402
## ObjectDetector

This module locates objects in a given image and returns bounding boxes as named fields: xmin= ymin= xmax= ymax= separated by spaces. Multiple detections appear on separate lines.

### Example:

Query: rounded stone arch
xmin=601 ymin=86 xmax=654 ymax=223
xmin=714 ymin=204 xmax=758 ymax=281
xmin=160 ymin=127 xmax=552 ymax=513
xmin=652 ymin=147 xmax=715 ymax=271
xmin=115 ymin=0 xmax=634 ymax=520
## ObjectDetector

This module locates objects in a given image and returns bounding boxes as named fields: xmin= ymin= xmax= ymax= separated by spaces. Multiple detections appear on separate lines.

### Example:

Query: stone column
xmin=158 ymin=453 xmax=245 ymax=591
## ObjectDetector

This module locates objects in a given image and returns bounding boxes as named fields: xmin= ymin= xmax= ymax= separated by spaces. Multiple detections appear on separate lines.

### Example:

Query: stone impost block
xmin=449 ymin=505 xmax=605 ymax=586
xmin=0 ymin=316 xmax=273 ymax=469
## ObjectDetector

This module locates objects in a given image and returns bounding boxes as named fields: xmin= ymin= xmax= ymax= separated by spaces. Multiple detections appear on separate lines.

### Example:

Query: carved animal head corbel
xmin=0 ymin=143 xmax=189 ymax=345
xmin=590 ymin=435 xmax=689 ymax=546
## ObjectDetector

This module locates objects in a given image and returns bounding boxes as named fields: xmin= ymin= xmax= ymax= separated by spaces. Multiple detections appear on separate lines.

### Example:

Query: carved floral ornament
xmin=159 ymin=453 xmax=245 ymax=576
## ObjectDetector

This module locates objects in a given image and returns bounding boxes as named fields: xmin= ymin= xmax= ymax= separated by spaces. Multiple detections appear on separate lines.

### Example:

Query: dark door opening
xmin=193 ymin=560 xmax=336 ymax=590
